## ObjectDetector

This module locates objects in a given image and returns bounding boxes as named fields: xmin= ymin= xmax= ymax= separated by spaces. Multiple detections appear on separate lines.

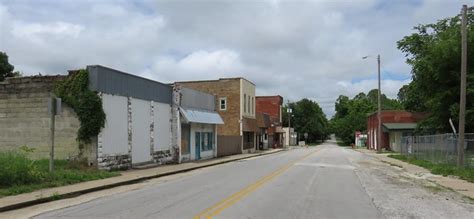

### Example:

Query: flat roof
xmin=382 ymin=123 xmax=417 ymax=130
xmin=256 ymin=95 xmax=283 ymax=99
xmin=176 ymin=77 xmax=256 ymax=86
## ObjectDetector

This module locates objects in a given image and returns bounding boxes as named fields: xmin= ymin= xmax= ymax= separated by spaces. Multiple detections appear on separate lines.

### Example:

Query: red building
xmin=367 ymin=110 xmax=427 ymax=151
xmin=256 ymin=96 xmax=284 ymax=148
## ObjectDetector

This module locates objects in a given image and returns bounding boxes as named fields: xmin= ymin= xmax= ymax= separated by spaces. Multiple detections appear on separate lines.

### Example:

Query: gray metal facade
xmin=87 ymin=65 xmax=172 ymax=104
xmin=180 ymin=87 xmax=215 ymax=111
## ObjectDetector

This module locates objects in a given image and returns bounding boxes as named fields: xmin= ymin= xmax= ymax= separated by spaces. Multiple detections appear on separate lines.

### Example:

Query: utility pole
xmin=288 ymin=111 xmax=291 ymax=131
xmin=48 ymin=96 xmax=61 ymax=173
xmin=363 ymin=54 xmax=383 ymax=152
xmin=287 ymin=101 xmax=292 ymax=146
xmin=49 ymin=97 xmax=56 ymax=173
xmin=458 ymin=4 xmax=468 ymax=167
xmin=377 ymin=54 xmax=382 ymax=152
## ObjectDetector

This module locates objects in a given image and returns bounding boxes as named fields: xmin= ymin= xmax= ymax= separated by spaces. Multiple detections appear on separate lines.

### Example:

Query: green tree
xmin=397 ymin=83 xmax=426 ymax=112
xmin=281 ymin=104 xmax=288 ymax=127
xmin=397 ymin=8 xmax=474 ymax=133
xmin=285 ymin=99 xmax=328 ymax=143
xmin=0 ymin=52 xmax=15 ymax=81
xmin=334 ymin=95 xmax=350 ymax=119
xmin=330 ymin=89 xmax=402 ymax=145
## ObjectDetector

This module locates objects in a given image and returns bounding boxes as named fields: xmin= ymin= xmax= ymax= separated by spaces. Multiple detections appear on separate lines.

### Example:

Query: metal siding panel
xmin=217 ymin=135 xmax=242 ymax=156
xmin=100 ymin=94 xmax=128 ymax=155
xmin=87 ymin=66 xmax=99 ymax=92
xmin=154 ymin=102 xmax=172 ymax=151
xmin=180 ymin=87 xmax=215 ymax=111
xmin=87 ymin=65 xmax=172 ymax=104
xmin=131 ymin=99 xmax=152 ymax=164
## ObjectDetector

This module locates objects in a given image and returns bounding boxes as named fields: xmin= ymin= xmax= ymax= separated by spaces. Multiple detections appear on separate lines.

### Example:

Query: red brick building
xmin=367 ymin=110 xmax=427 ymax=151
xmin=256 ymin=96 xmax=284 ymax=148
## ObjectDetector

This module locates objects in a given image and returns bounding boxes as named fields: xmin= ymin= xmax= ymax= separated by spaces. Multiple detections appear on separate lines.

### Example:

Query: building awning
xmin=382 ymin=123 xmax=417 ymax=131
xmin=180 ymin=107 xmax=224 ymax=124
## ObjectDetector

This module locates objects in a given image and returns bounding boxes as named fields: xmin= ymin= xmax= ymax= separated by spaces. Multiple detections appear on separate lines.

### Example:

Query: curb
xmin=0 ymin=149 xmax=284 ymax=212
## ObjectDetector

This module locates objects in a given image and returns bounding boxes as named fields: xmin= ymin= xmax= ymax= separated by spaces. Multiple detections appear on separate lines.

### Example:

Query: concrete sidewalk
xmin=0 ymin=148 xmax=284 ymax=212
xmin=356 ymin=149 xmax=474 ymax=199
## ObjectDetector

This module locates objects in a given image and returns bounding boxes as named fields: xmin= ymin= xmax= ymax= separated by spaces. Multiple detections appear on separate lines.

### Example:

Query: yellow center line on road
xmin=194 ymin=149 xmax=319 ymax=219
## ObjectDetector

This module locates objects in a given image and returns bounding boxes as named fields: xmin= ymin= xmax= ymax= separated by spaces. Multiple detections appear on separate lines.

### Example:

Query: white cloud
xmin=179 ymin=50 xmax=241 ymax=73
xmin=0 ymin=0 xmax=465 ymax=117
xmin=12 ymin=21 xmax=84 ymax=39
xmin=142 ymin=49 xmax=244 ymax=82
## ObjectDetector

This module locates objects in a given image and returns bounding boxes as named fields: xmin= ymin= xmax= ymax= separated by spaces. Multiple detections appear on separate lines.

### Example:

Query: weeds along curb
xmin=0 ymin=149 xmax=284 ymax=212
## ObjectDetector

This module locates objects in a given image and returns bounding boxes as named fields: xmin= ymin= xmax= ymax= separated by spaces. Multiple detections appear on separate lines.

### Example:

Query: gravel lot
xmin=351 ymin=150 xmax=474 ymax=218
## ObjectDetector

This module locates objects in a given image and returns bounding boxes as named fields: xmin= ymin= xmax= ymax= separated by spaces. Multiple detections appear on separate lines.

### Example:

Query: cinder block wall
xmin=0 ymin=76 xmax=93 ymax=161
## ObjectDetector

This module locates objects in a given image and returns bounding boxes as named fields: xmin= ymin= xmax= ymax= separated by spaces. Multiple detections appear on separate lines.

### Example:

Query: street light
xmin=363 ymin=54 xmax=382 ymax=152
xmin=287 ymin=107 xmax=292 ymax=147
xmin=287 ymin=108 xmax=292 ymax=129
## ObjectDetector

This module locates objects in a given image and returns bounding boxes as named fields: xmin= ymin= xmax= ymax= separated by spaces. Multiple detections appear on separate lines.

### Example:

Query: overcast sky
xmin=0 ymin=0 xmax=470 ymax=117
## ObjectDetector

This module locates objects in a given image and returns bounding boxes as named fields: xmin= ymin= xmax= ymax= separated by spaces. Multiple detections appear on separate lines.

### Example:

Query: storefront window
xmin=207 ymin=132 xmax=213 ymax=151
xmin=197 ymin=132 xmax=214 ymax=151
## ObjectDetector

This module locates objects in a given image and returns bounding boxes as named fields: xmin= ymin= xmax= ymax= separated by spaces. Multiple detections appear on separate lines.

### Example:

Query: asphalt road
xmin=34 ymin=142 xmax=474 ymax=219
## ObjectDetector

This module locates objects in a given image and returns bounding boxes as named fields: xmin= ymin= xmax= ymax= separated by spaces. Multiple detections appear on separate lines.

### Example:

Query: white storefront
xmin=177 ymin=87 xmax=224 ymax=162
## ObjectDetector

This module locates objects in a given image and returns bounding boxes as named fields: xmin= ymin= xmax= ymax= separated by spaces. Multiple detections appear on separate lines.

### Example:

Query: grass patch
xmin=388 ymin=154 xmax=474 ymax=183
xmin=0 ymin=151 xmax=119 ymax=197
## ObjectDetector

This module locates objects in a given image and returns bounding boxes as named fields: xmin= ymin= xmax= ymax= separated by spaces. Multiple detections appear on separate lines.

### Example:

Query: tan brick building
xmin=176 ymin=78 xmax=257 ymax=156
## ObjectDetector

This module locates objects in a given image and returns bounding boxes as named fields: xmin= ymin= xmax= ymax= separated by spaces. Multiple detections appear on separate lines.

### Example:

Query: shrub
xmin=0 ymin=151 xmax=119 ymax=197
xmin=54 ymin=69 xmax=106 ymax=143
xmin=0 ymin=151 xmax=44 ymax=186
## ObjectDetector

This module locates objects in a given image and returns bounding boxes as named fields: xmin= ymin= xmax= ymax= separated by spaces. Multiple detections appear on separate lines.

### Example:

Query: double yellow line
xmin=194 ymin=150 xmax=318 ymax=219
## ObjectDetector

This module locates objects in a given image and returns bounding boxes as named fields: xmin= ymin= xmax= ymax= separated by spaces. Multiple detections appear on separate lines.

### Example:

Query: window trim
xmin=219 ymin=97 xmax=227 ymax=111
